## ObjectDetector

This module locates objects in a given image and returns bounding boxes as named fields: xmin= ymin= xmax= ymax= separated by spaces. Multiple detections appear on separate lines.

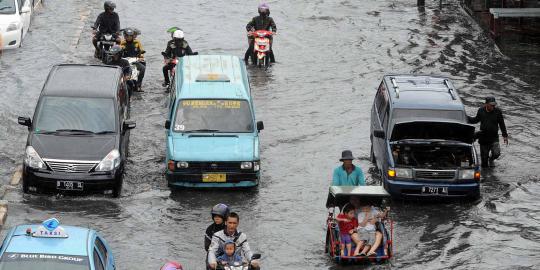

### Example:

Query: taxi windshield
xmin=173 ymin=99 xmax=254 ymax=133
xmin=0 ymin=0 xmax=16 ymax=14
xmin=0 ymin=253 xmax=90 ymax=270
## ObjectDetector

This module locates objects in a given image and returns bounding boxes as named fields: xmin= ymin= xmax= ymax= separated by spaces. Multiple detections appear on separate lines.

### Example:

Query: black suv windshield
xmin=0 ymin=253 xmax=90 ymax=270
xmin=0 ymin=0 xmax=16 ymax=14
xmin=173 ymin=99 xmax=253 ymax=133
xmin=34 ymin=97 xmax=116 ymax=134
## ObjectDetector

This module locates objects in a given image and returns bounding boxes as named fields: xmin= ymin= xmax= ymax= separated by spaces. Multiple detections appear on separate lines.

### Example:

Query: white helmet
xmin=173 ymin=30 xmax=184 ymax=39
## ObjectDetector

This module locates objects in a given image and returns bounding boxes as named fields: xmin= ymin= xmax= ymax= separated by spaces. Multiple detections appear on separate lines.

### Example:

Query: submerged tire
xmin=112 ymin=178 xmax=123 ymax=198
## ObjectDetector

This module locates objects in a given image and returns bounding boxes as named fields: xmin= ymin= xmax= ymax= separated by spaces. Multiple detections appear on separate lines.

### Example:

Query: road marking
xmin=10 ymin=166 xmax=22 ymax=186
xmin=0 ymin=200 xmax=8 ymax=226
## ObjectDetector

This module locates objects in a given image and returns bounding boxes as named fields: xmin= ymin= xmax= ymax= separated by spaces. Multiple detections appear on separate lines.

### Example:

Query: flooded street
xmin=1 ymin=0 xmax=540 ymax=269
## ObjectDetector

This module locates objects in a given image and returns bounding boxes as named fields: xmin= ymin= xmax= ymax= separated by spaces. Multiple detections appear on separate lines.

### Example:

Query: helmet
xmin=211 ymin=203 xmax=230 ymax=218
xmin=104 ymin=1 xmax=116 ymax=10
xmin=160 ymin=261 xmax=183 ymax=270
xmin=258 ymin=3 xmax=270 ymax=16
xmin=172 ymin=30 xmax=184 ymax=39
xmin=123 ymin=28 xmax=135 ymax=38
xmin=108 ymin=45 xmax=123 ymax=56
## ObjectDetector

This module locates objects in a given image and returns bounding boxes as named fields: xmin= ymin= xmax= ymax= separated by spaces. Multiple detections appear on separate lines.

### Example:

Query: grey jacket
xmin=207 ymin=229 xmax=253 ymax=265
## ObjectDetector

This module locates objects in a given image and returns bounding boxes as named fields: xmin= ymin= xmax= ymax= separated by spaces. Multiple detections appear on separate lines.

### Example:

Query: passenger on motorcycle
xmin=244 ymin=3 xmax=277 ymax=64
xmin=205 ymin=204 xmax=230 ymax=252
xmin=121 ymin=28 xmax=145 ymax=91
xmin=107 ymin=45 xmax=132 ymax=81
xmin=217 ymin=240 xmax=244 ymax=267
xmin=208 ymin=213 xmax=260 ymax=270
xmin=92 ymin=1 xmax=121 ymax=58
xmin=161 ymin=29 xmax=197 ymax=87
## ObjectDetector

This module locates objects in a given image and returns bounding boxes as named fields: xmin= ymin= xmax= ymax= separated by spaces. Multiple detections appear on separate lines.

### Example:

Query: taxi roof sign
xmin=32 ymin=218 xmax=68 ymax=238
xmin=195 ymin=73 xmax=231 ymax=82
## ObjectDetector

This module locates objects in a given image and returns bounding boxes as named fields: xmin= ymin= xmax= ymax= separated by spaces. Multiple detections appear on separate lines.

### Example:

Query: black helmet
xmin=258 ymin=3 xmax=270 ymax=16
xmin=108 ymin=45 xmax=122 ymax=56
xmin=104 ymin=1 xmax=116 ymax=10
xmin=211 ymin=203 xmax=230 ymax=218
xmin=123 ymin=28 xmax=135 ymax=37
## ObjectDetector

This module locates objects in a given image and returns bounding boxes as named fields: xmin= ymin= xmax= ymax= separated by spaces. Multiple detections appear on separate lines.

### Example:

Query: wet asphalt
xmin=1 ymin=0 xmax=540 ymax=269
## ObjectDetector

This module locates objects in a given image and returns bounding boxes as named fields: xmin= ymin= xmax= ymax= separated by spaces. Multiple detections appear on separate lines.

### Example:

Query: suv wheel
xmin=22 ymin=177 xmax=29 ymax=193
xmin=112 ymin=178 xmax=123 ymax=198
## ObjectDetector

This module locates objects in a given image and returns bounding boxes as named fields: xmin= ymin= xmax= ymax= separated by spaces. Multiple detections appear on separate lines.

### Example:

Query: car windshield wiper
xmin=55 ymin=129 xmax=95 ymax=134
xmin=0 ymin=7 xmax=14 ymax=10
xmin=183 ymin=129 xmax=220 ymax=133
xmin=95 ymin=130 xmax=116 ymax=134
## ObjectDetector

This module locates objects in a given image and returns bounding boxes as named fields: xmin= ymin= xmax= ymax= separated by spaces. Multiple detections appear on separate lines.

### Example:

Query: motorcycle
xmin=162 ymin=56 xmax=179 ymax=93
xmin=123 ymin=52 xmax=145 ymax=93
xmin=216 ymin=254 xmax=261 ymax=270
xmin=93 ymin=28 xmax=117 ymax=64
xmin=248 ymin=30 xmax=274 ymax=68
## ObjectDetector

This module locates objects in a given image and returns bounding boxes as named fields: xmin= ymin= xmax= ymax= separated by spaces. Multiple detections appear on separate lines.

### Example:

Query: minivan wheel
xmin=112 ymin=179 xmax=123 ymax=198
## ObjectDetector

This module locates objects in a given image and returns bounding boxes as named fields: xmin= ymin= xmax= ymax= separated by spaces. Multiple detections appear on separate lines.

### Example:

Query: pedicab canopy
xmin=326 ymin=186 xmax=390 ymax=209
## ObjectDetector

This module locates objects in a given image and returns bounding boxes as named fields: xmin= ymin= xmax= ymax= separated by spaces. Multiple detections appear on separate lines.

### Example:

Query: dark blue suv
xmin=370 ymin=75 xmax=480 ymax=199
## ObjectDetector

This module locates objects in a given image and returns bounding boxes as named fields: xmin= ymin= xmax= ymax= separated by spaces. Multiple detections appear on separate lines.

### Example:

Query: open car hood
xmin=390 ymin=121 xmax=475 ymax=144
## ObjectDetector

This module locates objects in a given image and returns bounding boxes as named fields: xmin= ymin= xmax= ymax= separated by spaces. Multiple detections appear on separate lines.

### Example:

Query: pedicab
xmin=325 ymin=185 xmax=393 ymax=264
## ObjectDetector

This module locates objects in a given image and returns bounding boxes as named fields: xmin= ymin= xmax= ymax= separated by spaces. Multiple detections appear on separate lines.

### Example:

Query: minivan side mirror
xmin=21 ymin=6 xmax=31 ymax=13
xmin=373 ymin=129 xmax=385 ymax=139
xmin=251 ymin=253 xmax=261 ymax=260
xmin=256 ymin=121 xmax=264 ymax=132
xmin=123 ymin=121 xmax=136 ymax=130
xmin=18 ymin=116 xmax=31 ymax=127
xmin=165 ymin=120 xmax=171 ymax=130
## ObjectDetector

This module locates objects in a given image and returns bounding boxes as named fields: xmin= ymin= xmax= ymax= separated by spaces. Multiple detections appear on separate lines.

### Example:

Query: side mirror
xmin=21 ymin=6 xmax=31 ymax=13
xmin=18 ymin=116 xmax=31 ymax=127
xmin=256 ymin=121 xmax=264 ymax=132
xmin=123 ymin=121 xmax=136 ymax=130
xmin=373 ymin=129 xmax=385 ymax=139
xmin=251 ymin=254 xmax=261 ymax=260
xmin=165 ymin=120 xmax=171 ymax=130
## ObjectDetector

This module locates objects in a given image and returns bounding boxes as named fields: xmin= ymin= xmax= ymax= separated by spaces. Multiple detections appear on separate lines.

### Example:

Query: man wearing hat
xmin=332 ymin=150 xmax=366 ymax=186
xmin=468 ymin=96 xmax=508 ymax=167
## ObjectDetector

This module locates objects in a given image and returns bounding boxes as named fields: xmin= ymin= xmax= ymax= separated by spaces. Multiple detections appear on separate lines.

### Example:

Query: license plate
xmin=202 ymin=174 xmax=226 ymax=183
xmin=57 ymin=181 xmax=84 ymax=191
xmin=421 ymin=186 xmax=448 ymax=195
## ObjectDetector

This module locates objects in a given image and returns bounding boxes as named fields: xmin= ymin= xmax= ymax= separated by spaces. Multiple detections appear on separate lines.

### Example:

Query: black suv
xmin=18 ymin=64 xmax=135 ymax=197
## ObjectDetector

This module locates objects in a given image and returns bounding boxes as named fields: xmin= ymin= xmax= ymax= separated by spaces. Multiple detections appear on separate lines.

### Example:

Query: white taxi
xmin=0 ymin=0 xmax=39 ymax=49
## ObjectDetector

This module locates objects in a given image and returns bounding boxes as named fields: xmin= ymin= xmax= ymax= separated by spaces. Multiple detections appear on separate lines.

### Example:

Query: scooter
xmin=248 ymin=30 xmax=274 ymax=68
xmin=123 ymin=52 xmax=145 ymax=92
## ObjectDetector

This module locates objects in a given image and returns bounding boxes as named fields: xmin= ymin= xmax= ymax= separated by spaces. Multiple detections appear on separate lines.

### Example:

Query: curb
xmin=0 ymin=165 xmax=22 ymax=227
xmin=10 ymin=165 xmax=22 ymax=186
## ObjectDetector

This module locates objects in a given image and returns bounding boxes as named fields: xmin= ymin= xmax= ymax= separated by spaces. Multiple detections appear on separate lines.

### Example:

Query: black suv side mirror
xmin=256 ymin=121 xmax=264 ymax=132
xmin=165 ymin=120 xmax=171 ymax=130
xmin=18 ymin=116 xmax=31 ymax=127
xmin=251 ymin=254 xmax=261 ymax=260
xmin=373 ymin=129 xmax=385 ymax=139
xmin=123 ymin=121 xmax=136 ymax=130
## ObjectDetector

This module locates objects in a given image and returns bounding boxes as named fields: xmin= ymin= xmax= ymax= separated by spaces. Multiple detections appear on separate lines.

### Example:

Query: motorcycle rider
xmin=205 ymin=204 xmax=230 ymax=252
xmin=244 ymin=3 xmax=277 ymax=64
xmin=92 ymin=1 xmax=121 ymax=58
xmin=208 ymin=212 xmax=260 ymax=270
xmin=107 ymin=45 xmax=132 ymax=83
xmin=161 ymin=29 xmax=197 ymax=87
xmin=120 ymin=28 xmax=145 ymax=91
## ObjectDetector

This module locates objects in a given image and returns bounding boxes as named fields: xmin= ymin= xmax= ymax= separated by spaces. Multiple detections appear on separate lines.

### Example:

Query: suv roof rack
xmin=443 ymin=79 xmax=457 ymax=100
xmin=390 ymin=77 xmax=400 ymax=98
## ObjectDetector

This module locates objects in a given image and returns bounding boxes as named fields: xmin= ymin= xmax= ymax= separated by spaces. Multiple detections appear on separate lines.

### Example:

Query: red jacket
xmin=337 ymin=213 xmax=358 ymax=234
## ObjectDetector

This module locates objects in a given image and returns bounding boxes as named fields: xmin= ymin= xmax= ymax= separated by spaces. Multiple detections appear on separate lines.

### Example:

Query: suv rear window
xmin=392 ymin=109 xmax=464 ymax=122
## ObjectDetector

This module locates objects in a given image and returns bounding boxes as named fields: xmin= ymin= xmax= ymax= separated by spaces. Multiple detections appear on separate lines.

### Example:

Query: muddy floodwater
xmin=1 ymin=0 xmax=540 ymax=269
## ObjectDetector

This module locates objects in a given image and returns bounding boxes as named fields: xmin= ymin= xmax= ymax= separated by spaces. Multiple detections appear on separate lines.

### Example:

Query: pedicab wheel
xmin=112 ymin=178 xmax=123 ymax=198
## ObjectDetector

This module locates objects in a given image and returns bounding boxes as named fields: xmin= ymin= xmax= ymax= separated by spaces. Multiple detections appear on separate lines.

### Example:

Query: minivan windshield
xmin=173 ymin=99 xmax=253 ymax=133
xmin=0 ymin=0 xmax=16 ymax=14
xmin=0 ymin=253 xmax=90 ymax=270
xmin=34 ymin=97 xmax=116 ymax=134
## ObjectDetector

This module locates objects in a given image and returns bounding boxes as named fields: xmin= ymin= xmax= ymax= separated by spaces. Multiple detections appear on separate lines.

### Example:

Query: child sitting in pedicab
xmin=217 ymin=240 xmax=244 ymax=267
xmin=352 ymin=204 xmax=390 ymax=257
xmin=335 ymin=204 xmax=358 ymax=257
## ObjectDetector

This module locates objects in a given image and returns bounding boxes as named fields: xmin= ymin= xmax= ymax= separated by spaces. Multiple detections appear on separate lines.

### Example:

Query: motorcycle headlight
xmin=6 ymin=22 xmax=20 ymax=32
xmin=395 ymin=168 xmax=413 ymax=179
xmin=241 ymin=162 xmax=253 ymax=170
xmin=95 ymin=150 xmax=121 ymax=172
xmin=458 ymin=169 xmax=475 ymax=180
xmin=25 ymin=146 xmax=45 ymax=169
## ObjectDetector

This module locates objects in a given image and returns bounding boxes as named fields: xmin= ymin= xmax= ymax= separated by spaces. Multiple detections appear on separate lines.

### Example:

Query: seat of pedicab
xmin=326 ymin=185 xmax=392 ymax=259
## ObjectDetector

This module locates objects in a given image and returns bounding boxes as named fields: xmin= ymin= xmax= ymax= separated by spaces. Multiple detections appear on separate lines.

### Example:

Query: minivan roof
xmin=177 ymin=55 xmax=250 ymax=100
xmin=383 ymin=74 xmax=465 ymax=111
xmin=42 ymin=64 xmax=122 ymax=98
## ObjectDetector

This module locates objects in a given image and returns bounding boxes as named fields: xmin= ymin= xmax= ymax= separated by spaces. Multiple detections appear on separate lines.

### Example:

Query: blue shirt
xmin=332 ymin=165 xmax=366 ymax=186
xmin=217 ymin=253 xmax=243 ymax=265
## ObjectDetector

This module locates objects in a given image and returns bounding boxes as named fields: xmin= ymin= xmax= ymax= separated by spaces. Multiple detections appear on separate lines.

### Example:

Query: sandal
xmin=366 ymin=251 xmax=376 ymax=257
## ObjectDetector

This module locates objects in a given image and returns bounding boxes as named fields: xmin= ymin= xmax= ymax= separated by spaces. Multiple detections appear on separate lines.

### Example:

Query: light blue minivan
xmin=165 ymin=55 xmax=264 ymax=188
